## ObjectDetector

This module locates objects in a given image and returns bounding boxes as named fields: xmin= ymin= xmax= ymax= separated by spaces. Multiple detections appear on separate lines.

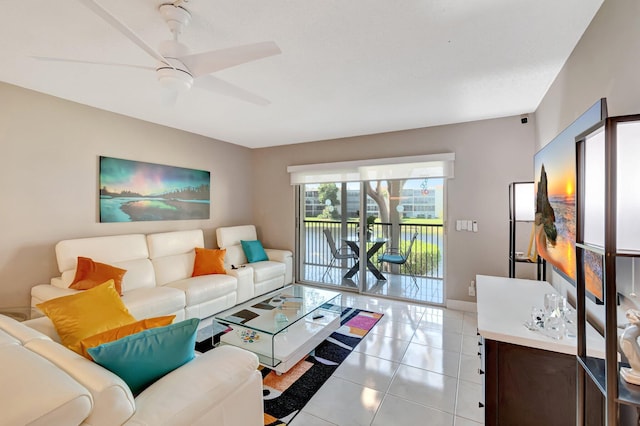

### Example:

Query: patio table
xmin=342 ymin=237 xmax=388 ymax=280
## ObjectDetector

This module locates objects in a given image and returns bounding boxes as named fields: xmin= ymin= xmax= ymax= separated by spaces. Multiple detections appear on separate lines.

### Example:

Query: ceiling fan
xmin=38 ymin=0 xmax=281 ymax=105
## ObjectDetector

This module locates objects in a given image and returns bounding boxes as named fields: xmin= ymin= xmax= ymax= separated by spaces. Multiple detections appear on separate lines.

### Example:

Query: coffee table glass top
xmin=214 ymin=285 xmax=341 ymax=335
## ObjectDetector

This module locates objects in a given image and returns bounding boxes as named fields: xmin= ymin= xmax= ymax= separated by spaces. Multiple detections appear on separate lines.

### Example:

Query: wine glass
xmin=544 ymin=293 xmax=559 ymax=317
xmin=563 ymin=307 xmax=577 ymax=338
xmin=544 ymin=315 xmax=566 ymax=340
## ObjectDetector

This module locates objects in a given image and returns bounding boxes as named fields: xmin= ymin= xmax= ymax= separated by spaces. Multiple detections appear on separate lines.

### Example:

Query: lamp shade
xmin=617 ymin=121 xmax=640 ymax=252
xmin=514 ymin=182 xmax=535 ymax=221
xmin=583 ymin=128 xmax=606 ymax=248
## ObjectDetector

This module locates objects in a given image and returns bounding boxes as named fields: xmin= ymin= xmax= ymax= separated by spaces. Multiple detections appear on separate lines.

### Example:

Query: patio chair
xmin=322 ymin=229 xmax=357 ymax=282
xmin=377 ymin=232 xmax=419 ymax=287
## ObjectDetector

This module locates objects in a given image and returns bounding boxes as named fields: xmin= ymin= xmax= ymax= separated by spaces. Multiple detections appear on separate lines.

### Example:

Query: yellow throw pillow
xmin=79 ymin=315 xmax=176 ymax=359
xmin=192 ymin=247 xmax=227 ymax=277
xmin=69 ymin=256 xmax=127 ymax=295
xmin=37 ymin=280 xmax=136 ymax=354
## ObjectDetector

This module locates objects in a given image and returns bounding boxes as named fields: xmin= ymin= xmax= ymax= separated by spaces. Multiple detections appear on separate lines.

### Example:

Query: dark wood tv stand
xmin=476 ymin=275 xmax=606 ymax=425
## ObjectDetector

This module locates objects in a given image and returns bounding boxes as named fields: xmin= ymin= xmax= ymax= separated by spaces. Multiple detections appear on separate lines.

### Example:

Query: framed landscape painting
xmin=99 ymin=156 xmax=210 ymax=223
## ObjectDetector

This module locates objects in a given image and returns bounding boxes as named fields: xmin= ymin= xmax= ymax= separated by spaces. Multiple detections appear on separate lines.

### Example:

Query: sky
xmin=100 ymin=157 xmax=210 ymax=196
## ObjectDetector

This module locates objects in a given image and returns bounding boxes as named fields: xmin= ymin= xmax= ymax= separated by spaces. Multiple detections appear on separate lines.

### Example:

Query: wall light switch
xmin=467 ymin=220 xmax=473 ymax=231
xmin=456 ymin=220 xmax=462 ymax=231
xmin=460 ymin=220 xmax=467 ymax=230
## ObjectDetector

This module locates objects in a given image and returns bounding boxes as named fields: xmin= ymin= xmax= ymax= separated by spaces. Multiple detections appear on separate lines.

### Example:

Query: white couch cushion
xmin=53 ymin=235 xmax=155 ymax=291
xmin=121 ymin=287 xmax=186 ymax=320
xmin=224 ymin=245 xmax=248 ymax=267
xmin=147 ymin=230 xmax=204 ymax=259
xmin=126 ymin=346 xmax=259 ymax=425
xmin=216 ymin=225 xmax=258 ymax=268
xmin=55 ymin=234 xmax=149 ymax=273
xmin=216 ymin=225 xmax=259 ymax=267
xmin=152 ymin=252 xmax=196 ymax=286
xmin=166 ymin=274 xmax=237 ymax=305
xmin=117 ymin=258 xmax=157 ymax=292
xmin=216 ymin=225 xmax=257 ymax=248
xmin=55 ymin=258 xmax=157 ymax=291
xmin=148 ymin=230 xmax=206 ymax=286
xmin=250 ymin=261 xmax=286 ymax=282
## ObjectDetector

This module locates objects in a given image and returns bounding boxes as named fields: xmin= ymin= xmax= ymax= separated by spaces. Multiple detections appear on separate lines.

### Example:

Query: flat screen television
xmin=533 ymin=98 xmax=607 ymax=303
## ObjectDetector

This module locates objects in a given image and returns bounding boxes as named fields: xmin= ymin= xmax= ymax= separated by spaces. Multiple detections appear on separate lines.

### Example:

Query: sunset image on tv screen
xmin=533 ymin=98 xmax=606 ymax=303
xmin=534 ymin=138 xmax=576 ymax=281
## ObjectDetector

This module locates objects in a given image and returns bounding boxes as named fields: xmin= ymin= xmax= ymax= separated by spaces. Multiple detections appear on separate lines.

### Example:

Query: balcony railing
xmin=302 ymin=219 xmax=444 ymax=279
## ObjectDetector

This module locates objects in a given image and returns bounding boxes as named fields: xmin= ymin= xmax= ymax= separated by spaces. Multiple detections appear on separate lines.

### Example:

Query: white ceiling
xmin=1 ymin=0 xmax=603 ymax=149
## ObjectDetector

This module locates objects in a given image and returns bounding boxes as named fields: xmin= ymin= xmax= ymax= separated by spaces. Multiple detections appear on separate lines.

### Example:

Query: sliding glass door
xmin=296 ymin=177 xmax=445 ymax=304
xmin=360 ymin=178 xmax=445 ymax=303
xmin=297 ymin=181 xmax=362 ymax=288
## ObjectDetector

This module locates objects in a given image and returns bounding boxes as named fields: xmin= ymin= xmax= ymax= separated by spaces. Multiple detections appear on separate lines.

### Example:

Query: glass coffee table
xmin=214 ymin=285 xmax=342 ymax=374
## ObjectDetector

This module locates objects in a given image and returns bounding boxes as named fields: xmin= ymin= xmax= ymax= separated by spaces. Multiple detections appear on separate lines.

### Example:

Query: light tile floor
xmin=289 ymin=291 xmax=484 ymax=426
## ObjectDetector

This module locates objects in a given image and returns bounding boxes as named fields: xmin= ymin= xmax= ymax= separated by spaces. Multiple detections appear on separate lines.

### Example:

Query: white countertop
xmin=476 ymin=275 xmax=606 ymax=359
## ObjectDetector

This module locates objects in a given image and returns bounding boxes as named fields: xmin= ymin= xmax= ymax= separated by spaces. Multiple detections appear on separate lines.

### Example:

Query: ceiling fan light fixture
xmin=159 ymin=4 xmax=192 ymax=37
xmin=157 ymin=67 xmax=194 ymax=91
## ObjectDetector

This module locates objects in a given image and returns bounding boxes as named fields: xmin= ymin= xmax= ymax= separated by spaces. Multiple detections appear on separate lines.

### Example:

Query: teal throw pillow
xmin=241 ymin=239 xmax=268 ymax=263
xmin=88 ymin=318 xmax=200 ymax=395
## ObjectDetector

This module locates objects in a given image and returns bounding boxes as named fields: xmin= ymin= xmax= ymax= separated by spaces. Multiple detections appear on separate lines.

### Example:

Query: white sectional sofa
xmin=15 ymin=226 xmax=294 ymax=425
xmin=30 ymin=227 xmax=293 ymax=321
xmin=0 ymin=314 xmax=263 ymax=425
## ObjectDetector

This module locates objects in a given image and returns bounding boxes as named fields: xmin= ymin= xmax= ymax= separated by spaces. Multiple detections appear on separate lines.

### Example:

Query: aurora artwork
xmin=99 ymin=156 xmax=210 ymax=223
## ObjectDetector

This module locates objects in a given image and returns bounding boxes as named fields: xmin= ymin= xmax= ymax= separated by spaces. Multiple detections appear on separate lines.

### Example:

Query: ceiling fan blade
xmin=179 ymin=41 xmax=281 ymax=78
xmin=31 ymin=56 xmax=155 ymax=72
xmin=194 ymin=75 xmax=270 ymax=106
xmin=78 ymin=0 xmax=173 ymax=68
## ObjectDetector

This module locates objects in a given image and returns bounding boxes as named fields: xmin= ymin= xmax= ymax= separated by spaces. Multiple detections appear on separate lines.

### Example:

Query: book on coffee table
xmin=280 ymin=301 xmax=302 ymax=310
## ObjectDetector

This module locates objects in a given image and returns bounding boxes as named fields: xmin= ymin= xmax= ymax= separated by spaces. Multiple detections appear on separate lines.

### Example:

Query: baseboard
xmin=446 ymin=299 xmax=477 ymax=313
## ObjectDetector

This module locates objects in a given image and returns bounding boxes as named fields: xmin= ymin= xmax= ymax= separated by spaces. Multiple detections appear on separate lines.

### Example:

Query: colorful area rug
xmin=195 ymin=306 xmax=383 ymax=425
xmin=261 ymin=307 xmax=383 ymax=425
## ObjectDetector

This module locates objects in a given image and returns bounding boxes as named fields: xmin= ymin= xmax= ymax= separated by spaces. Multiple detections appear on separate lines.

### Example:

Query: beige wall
xmin=252 ymin=117 xmax=536 ymax=303
xmin=536 ymin=0 xmax=640 ymax=150
xmin=0 ymin=82 xmax=254 ymax=306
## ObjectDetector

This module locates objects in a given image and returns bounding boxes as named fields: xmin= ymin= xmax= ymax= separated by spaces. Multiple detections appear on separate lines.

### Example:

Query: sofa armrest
xmin=264 ymin=248 xmax=292 ymax=263
xmin=226 ymin=267 xmax=254 ymax=304
xmin=26 ymin=338 xmax=136 ymax=426
xmin=31 ymin=283 xmax=77 ymax=307
xmin=23 ymin=316 xmax=61 ymax=343
xmin=125 ymin=346 xmax=262 ymax=425
xmin=265 ymin=249 xmax=293 ymax=285
xmin=0 ymin=343 xmax=92 ymax=426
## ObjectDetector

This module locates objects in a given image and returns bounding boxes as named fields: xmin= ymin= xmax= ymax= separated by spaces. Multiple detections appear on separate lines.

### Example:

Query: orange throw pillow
xmin=78 ymin=315 xmax=176 ymax=359
xmin=192 ymin=247 xmax=226 ymax=277
xmin=70 ymin=256 xmax=127 ymax=295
